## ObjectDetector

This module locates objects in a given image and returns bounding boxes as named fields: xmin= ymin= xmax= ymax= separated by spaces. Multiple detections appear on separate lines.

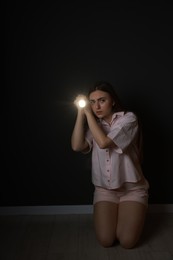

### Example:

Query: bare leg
xmin=93 ymin=201 xmax=118 ymax=247
xmin=116 ymin=201 xmax=147 ymax=249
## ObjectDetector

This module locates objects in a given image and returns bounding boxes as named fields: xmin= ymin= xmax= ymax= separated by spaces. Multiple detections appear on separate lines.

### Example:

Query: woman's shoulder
xmin=126 ymin=110 xmax=137 ymax=115
xmin=122 ymin=111 xmax=138 ymax=122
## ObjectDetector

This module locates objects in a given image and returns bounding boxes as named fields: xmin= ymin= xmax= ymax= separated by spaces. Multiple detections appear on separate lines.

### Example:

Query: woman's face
xmin=89 ymin=90 xmax=115 ymax=122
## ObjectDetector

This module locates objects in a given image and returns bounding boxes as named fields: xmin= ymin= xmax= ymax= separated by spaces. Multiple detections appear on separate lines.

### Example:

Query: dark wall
xmin=2 ymin=2 xmax=173 ymax=206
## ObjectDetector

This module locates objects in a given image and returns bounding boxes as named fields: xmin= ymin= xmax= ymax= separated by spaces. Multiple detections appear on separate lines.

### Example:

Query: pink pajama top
xmin=85 ymin=111 xmax=148 ymax=190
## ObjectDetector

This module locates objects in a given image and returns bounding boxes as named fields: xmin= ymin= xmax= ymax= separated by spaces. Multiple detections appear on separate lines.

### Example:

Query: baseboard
xmin=0 ymin=204 xmax=173 ymax=215
xmin=0 ymin=205 xmax=93 ymax=215
xmin=148 ymin=204 xmax=173 ymax=213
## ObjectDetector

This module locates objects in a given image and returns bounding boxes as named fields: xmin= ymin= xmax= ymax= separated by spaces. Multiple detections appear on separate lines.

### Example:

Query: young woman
xmin=71 ymin=81 xmax=149 ymax=249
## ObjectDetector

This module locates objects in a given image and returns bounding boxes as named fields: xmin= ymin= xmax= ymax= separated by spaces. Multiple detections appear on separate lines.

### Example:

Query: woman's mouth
xmin=96 ymin=111 xmax=102 ymax=115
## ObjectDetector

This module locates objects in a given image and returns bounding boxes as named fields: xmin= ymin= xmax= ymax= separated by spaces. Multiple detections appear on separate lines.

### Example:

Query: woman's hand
xmin=74 ymin=94 xmax=93 ymax=117
xmin=74 ymin=95 xmax=87 ymax=108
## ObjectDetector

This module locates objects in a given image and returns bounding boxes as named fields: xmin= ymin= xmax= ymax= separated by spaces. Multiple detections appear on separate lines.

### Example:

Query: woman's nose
xmin=95 ymin=101 xmax=100 ymax=109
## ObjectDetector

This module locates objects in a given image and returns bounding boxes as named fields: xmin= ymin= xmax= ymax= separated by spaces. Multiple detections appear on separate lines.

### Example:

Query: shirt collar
xmin=112 ymin=111 xmax=124 ymax=119
xmin=99 ymin=111 xmax=125 ymax=125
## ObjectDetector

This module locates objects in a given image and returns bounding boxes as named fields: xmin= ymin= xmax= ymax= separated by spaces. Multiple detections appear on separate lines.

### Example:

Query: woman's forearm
xmin=85 ymin=112 xmax=115 ymax=149
xmin=71 ymin=110 xmax=88 ymax=152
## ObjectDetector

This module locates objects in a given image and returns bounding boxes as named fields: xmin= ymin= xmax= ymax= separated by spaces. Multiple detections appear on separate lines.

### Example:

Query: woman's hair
xmin=88 ymin=81 xmax=124 ymax=112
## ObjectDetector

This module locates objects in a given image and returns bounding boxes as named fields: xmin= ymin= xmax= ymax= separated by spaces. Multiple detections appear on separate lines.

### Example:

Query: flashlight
xmin=78 ymin=99 xmax=86 ymax=108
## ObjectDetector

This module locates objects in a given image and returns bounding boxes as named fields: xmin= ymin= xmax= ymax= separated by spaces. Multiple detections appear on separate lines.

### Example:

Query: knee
xmin=118 ymin=235 xmax=138 ymax=249
xmin=98 ymin=238 xmax=114 ymax=248
xmin=96 ymin=234 xmax=115 ymax=248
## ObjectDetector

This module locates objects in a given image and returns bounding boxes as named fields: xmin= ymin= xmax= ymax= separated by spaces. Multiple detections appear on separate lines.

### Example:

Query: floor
xmin=0 ymin=212 xmax=172 ymax=260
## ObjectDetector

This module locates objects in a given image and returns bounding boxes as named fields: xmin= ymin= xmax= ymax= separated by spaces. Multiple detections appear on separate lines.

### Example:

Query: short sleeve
xmin=108 ymin=112 xmax=138 ymax=153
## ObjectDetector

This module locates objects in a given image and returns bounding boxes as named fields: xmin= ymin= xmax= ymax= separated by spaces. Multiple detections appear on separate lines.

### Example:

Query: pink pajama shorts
xmin=93 ymin=184 xmax=149 ymax=206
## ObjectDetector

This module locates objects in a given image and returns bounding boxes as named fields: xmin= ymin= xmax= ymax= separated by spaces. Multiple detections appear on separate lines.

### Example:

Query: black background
xmin=2 ymin=1 xmax=173 ymax=206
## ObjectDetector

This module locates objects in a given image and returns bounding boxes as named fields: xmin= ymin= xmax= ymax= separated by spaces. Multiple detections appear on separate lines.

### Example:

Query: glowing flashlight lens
xmin=78 ymin=99 xmax=86 ymax=108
